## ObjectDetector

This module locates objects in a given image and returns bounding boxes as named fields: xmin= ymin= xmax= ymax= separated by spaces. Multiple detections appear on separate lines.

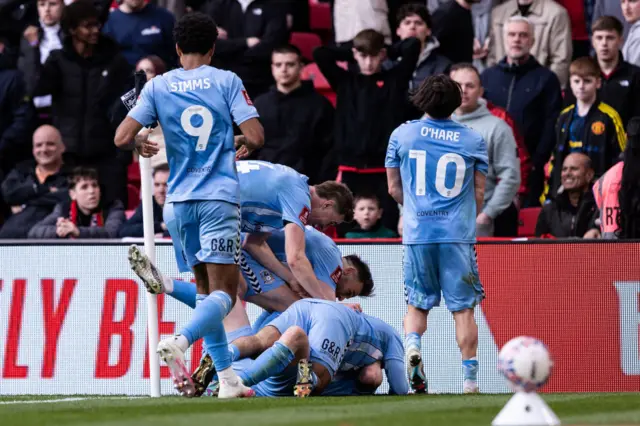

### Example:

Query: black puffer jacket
xmin=535 ymin=189 xmax=598 ymax=238
xmin=33 ymin=35 xmax=131 ymax=158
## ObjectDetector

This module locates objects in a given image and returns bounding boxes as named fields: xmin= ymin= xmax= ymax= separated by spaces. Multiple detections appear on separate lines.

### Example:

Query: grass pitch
xmin=1 ymin=393 xmax=639 ymax=426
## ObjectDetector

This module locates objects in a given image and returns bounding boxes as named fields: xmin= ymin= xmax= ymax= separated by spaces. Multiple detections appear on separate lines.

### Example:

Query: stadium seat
xmin=290 ymin=32 xmax=322 ymax=62
xmin=127 ymin=184 xmax=141 ymax=210
xmin=308 ymin=0 xmax=331 ymax=30
xmin=518 ymin=207 xmax=542 ymax=237
xmin=302 ymin=63 xmax=337 ymax=106
xmin=127 ymin=162 xmax=141 ymax=187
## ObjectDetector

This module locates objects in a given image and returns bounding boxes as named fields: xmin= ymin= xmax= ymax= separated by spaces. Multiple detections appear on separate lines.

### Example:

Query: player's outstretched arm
xmin=386 ymin=168 xmax=404 ymax=205
xmin=474 ymin=171 xmax=486 ymax=218
xmin=114 ymin=117 xmax=159 ymax=158
xmin=284 ymin=223 xmax=335 ymax=300
xmin=238 ymin=118 xmax=265 ymax=151
xmin=385 ymin=358 xmax=410 ymax=395
xmin=243 ymin=232 xmax=297 ymax=285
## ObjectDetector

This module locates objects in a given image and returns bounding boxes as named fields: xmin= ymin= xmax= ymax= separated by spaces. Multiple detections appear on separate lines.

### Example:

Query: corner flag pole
xmin=135 ymin=70 xmax=161 ymax=397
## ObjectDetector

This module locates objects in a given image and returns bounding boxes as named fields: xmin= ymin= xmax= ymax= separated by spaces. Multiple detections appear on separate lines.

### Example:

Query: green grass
xmin=0 ymin=393 xmax=639 ymax=426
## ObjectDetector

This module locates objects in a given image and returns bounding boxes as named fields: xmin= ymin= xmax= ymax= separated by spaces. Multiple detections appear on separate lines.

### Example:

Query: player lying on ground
xmin=129 ymin=225 xmax=374 ymax=395
xmin=235 ymin=160 xmax=354 ymax=300
xmin=224 ymin=299 xmax=366 ymax=397
xmin=114 ymin=12 xmax=264 ymax=398
xmin=321 ymin=314 xmax=408 ymax=396
xmin=385 ymin=74 xmax=488 ymax=394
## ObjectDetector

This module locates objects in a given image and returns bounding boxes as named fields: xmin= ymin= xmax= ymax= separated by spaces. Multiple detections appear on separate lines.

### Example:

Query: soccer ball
xmin=497 ymin=336 xmax=553 ymax=392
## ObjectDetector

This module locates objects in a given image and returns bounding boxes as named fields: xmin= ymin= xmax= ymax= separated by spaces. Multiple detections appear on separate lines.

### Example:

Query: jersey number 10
xmin=409 ymin=149 xmax=465 ymax=198
xmin=181 ymin=105 xmax=214 ymax=151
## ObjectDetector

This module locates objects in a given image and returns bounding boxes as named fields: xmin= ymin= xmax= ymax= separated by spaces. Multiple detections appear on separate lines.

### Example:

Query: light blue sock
xmin=178 ymin=291 xmax=233 ymax=371
xmin=228 ymin=344 xmax=240 ymax=362
xmin=462 ymin=358 xmax=478 ymax=381
xmin=238 ymin=341 xmax=295 ymax=387
xmin=405 ymin=332 xmax=421 ymax=352
xmin=226 ymin=325 xmax=253 ymax=344
xmin=169 ymin=280 xmax=197 ymax=309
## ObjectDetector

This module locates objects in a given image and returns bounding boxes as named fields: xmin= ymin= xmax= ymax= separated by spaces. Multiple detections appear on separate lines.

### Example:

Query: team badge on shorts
xmin=260 ymin=269 xmax=275 ymax=284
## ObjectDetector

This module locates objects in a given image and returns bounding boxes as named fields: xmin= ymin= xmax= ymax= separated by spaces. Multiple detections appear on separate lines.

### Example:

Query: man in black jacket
xmin=118 ymin=163 xmax=169 ymax=238
xmin=481 ymin=16 xmax=562 ymax=206
xmin=33 ymin=0 xmax=132 ymax=206
xmin=253 ymin=45 xmax=334 ymax=184
xmin=205 ymin=0 xmax=289 ymax=98
xmin=313 ymin=30 xmax=420 ymax=231
xmin=0 ymin=124 xmax=69 ymax=238
xmin=535 ymin=153 xmax=599 ymax=238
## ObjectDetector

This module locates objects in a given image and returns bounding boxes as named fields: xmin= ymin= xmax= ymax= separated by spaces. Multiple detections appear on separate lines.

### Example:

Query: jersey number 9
xmin=181 ymin=105 xmax=214 ymax=151
xmin=409 ymin=149 xmax=465 ymax=198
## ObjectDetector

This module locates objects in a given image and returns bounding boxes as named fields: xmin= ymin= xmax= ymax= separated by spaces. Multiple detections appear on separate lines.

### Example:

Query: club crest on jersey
xmin=242 ymin=90 xmax=253 ymax=106
xmin=331 ymin=266 xmax=343 ymax=285
xmin=299 ymin=206 xmax=310 ymax=225
xmin=260 ymin=269 xmax=274 ymax=284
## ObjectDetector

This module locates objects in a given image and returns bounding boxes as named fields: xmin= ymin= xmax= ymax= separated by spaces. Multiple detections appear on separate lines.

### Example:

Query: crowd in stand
xmin=0 ymin=0 xmax=638 ymax=240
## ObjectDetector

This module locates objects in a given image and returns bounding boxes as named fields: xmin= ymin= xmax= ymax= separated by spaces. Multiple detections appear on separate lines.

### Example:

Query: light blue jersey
xmin=237 ymin=161 xmax=311 ymax=233
xmin=129 ymin=66 xmax=259 ymax=204
xmin=385 ymin=118 xmax=488 ymax=244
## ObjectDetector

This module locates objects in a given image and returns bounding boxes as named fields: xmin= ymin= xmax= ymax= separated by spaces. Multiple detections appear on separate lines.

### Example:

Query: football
xmin=498 ymin=336 xmax=553 ymax=392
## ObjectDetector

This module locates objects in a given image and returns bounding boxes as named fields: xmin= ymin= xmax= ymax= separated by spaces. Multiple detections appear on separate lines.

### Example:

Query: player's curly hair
xmin=616 ymin=117 xmax=640 ymax=239
xmin=173 ymin=12 xmax=218 ymax=55
xmin=315 ymin=181 xmax=354 ymax=223
xmin=344 ymin=254 xmax=374 ymax=297
xmin=410 ymin=74 xmax=462 ymax=119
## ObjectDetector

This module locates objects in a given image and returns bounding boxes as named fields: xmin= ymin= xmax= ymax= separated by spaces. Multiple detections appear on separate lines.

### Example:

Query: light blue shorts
xmin=240 ymin=251 xmax=286 ymax=297
xmin=252 ymin=310 xmax=282 ymax=334
xmin=166 ymin=200 xmax=240 ymax=270
xmin=268 ymin=300 xmax=351 ymax=376
xmin=403 ymin=243 xmax=485 ymax=312
xmin=232 ymin=358 xmax=297 ymax=397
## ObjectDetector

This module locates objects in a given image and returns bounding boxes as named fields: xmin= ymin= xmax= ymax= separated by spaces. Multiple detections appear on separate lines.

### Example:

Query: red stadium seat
xmin=127 ymin=184 xmax=141 ymax=210
xmin=518 ymin=207 xmax=542 ymax=237
xmin=290 ymin=32 xmax=322 ymax=62
xmin=308 ymin=0 xmax=331 ymax=31
xmin=302 ymin=62 xmax=337 ymax=106
xmin=127 ymin=162 xmax=141 ymax=187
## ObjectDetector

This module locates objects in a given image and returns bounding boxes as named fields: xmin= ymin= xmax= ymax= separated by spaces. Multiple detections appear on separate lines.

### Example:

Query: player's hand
xmin=218 ymin=27 xmax=228 ymax=39
xmin=11 ymin=205 xmax=23 ymax=214
xmin=476 ymin=212 xmax=492 ymax=226
xmin=135 ymin=129 xmax=159 ymax=158
xmin=246 ymin=37 xmax=260 ymax=48
xmin=24 ymin=25 xmax=39 ymax=45
xmin=235 ymin=135 xmax=253 ymax=160
xmin=342 ymin=303 xmax=363 ymax=312
xmin=583 ymin=228 xmax=601 ymax=239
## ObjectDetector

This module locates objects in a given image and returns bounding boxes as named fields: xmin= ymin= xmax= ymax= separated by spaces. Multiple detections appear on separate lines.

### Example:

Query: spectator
xmin=0 ymin=125 xmax=69 ymax=238
xmin=34 ymin=0 xmax=132 ymax=206
xmin=432 ymin=0 xmax=478 ymax=64
xmin=135 ymin=55 xmax=168 ymax=169
xmin=313 ymin=30 xmax=420 ymax=232
xmin=555 ymin=0 xmax=593 ymax=59
xmin=29 ymin=166 xmax=125 ymax=238
xmin=451 ymin=63 xmax=521 ymax=237
xmin=390 ymin=3 xmax=451 ymax=92
xmin=205 ymin=0 xmax=289 ymax=99
xmin=18 ymin=0 xmax=64 ymax=102
xmin=593 ymin=0 xmax=629 ymax=39
xmin=482 ymin=16 xmax=562 ymax=206
xmin=345 ymin=194 xmax=397 ymax=239
xmin=472 ymin=0 xmax=496 ymax=73
xmin=564 ymin=16 xmax=640 ymax=128
xmin=0 ymin=39 xmax=33 ymax=180
xmin=486 ymin=100 xmax=532 ymax=214
xmin=547 ymin=57 xmax=626 ymax=200
xmin=593 ymin=117 xmax=640 ymax=239
xmin=535 ymin=153 xmax=599 ymax=238
xmin=622 ymin=0 xmax=640 ymax=67
xmin=253 ymin=45 xmax=334 ymax=184
xmin=102 ymin=0 xmax=176 ymax=68
xmin=118 ymin=163 xmax=168 ymax=237
xmin=332 ymin=0 xmax=392 ymax=45
xmin=488 ymin=0 xmax=572 ymax=87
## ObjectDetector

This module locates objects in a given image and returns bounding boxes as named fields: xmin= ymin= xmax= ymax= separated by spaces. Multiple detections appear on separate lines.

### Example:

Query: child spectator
xmin=345 ymin=194 xmax=397 ymax=239
xmin=546 ymin=57 xmax=626 ymax=200
xmin=28 ymin=166 xmax=125 ymax=238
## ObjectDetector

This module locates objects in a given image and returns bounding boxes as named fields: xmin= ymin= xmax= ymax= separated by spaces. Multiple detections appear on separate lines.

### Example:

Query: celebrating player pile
xmin=386 ymin=74 xmax=488 ymax=394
